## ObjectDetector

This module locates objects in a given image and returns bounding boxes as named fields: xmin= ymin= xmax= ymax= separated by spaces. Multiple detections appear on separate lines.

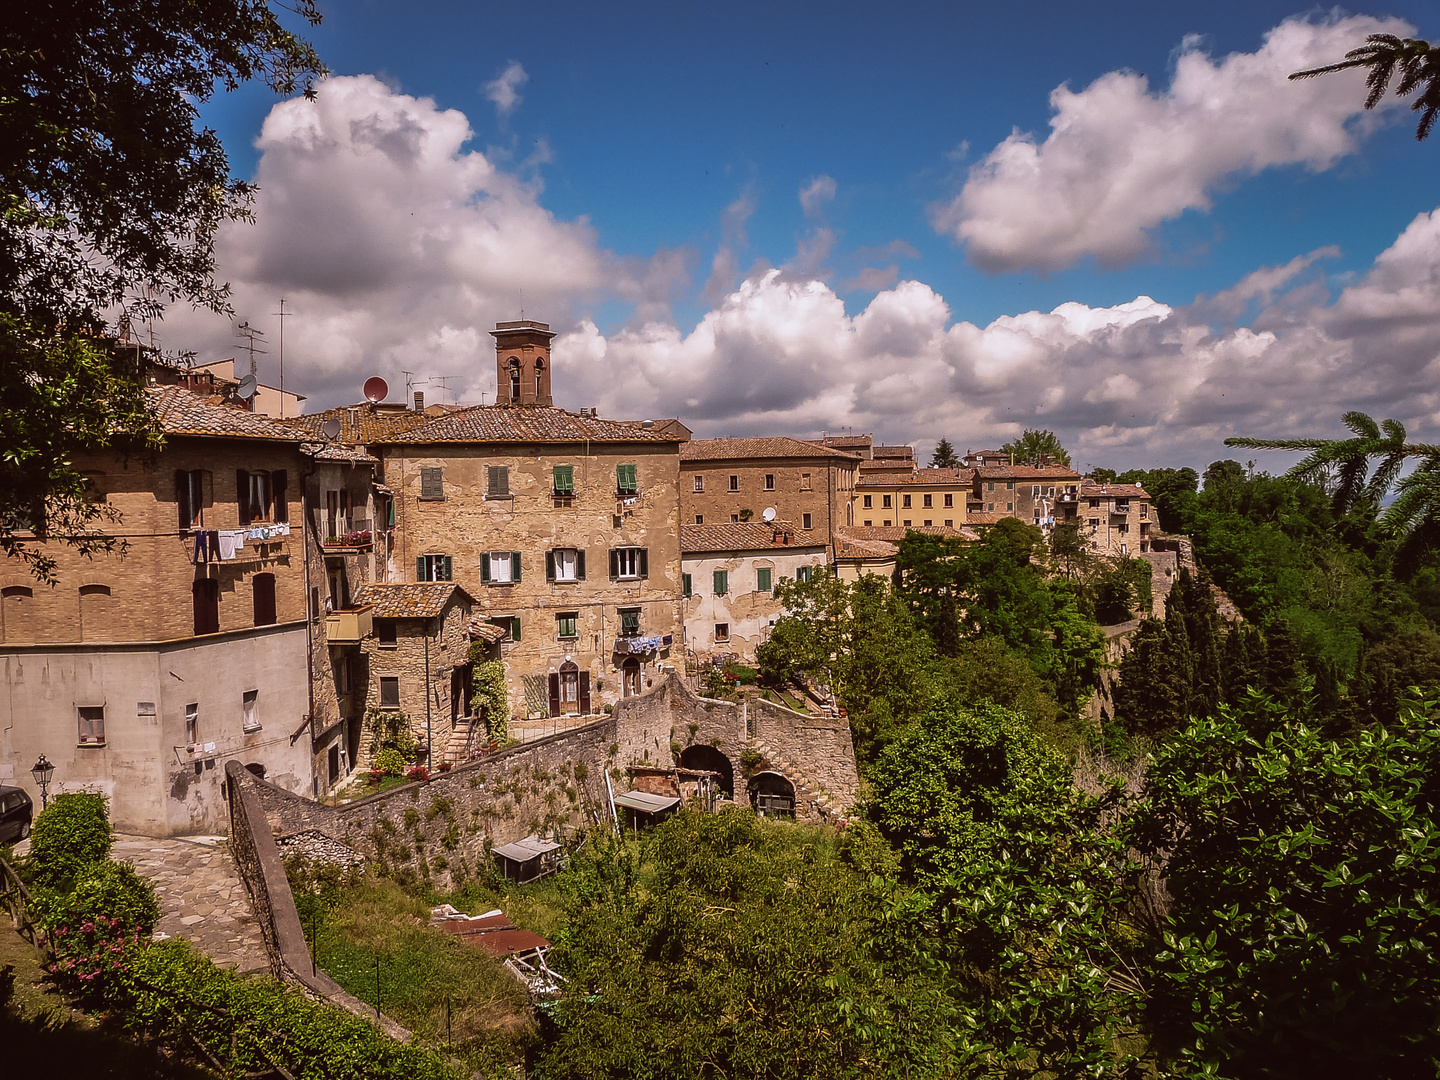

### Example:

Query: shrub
xmin=35 ymin=859 xmax=160 ymax=998
xmin=406 ymin=765 xmax=431 ymax=784
xmin=27 ymin=792 xmax=111 ymax=889
xmin=375 ymin=748 xmax=407 ymax=776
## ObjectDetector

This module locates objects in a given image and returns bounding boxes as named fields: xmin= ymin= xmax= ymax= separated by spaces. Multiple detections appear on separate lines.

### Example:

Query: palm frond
xmin=1225 ymin=436 xmax=1331 ymax=451
xmin=1341 ymin=411 xmax=1381 ymax=439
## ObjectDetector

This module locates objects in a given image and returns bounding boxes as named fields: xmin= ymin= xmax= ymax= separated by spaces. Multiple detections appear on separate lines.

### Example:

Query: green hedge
xmin=27 ymin=792 xmax=112 ymax=889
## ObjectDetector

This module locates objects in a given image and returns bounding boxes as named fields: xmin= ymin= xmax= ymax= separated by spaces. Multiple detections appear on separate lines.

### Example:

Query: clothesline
xmin=189 ymin=522 xmax=291 ymax=563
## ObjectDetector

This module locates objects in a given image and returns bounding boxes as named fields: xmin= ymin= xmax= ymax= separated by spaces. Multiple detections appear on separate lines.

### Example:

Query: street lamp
xmin=30 ymin=754 xmax=54 ymax=810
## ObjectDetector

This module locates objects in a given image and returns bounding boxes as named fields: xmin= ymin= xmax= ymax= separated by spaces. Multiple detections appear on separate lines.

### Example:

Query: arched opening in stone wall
xmin=748 ymin=770 xmax=795 ymax=818
xmin=679 ymin=744 xmax=734 ymax=798
xmin=621 ymin=657 xmax=641 ymax=697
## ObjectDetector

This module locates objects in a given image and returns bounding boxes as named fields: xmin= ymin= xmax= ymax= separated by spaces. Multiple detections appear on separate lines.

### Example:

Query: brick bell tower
xmin=491 ymin=320 xmax=556 ymax=406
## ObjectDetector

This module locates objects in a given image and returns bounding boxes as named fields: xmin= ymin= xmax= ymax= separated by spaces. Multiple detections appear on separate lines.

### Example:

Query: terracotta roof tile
xmin=147 ymin=387 xmax=309 ymax=441
xmin=681 ymin=522 xmax=825 ymax=552
xmin=680 ymin=436 xmax=860 ymax=462
xmin=872 ymin=445 xmax=915 ymax=458
xmin=373 ymin=404 xmax=681 ymax=444
xmin=833 ymin=524 xmax=977 ymax=559
xmin=857 ymin=467 xmax=972 ymax=487
xmin=279 ymin=402 xmax=437 ymax=444
xmin=308 ymin=444 xmax=379 ymax=464
xmin=1080 ymin=480 xmax=1151 ymax=498
xmin=352 ymin=582 xmax=472 ymax=619
xmin=802 ymin=434 xmax=873 ymax=449
xmin=973 ymin=464 xmax=1082 ymax=480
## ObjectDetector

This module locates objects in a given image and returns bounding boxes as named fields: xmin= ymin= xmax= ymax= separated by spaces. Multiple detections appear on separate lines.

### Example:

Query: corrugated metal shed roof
xmin=613 ymin=791 xmax=681 ymax=813
xmin=492 ymin=836 xmax=561 ymax=861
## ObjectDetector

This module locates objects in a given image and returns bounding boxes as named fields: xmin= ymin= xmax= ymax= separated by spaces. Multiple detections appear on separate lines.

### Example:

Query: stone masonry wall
xmin=748 ymin=698 xmax=860 ymax=809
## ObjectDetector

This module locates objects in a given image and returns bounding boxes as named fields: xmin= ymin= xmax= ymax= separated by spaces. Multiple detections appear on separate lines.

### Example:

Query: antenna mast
xmin=271 ymin=298 xmax=292 ymax=418
xmin=233 ymin=322 xmax=268 ymax=377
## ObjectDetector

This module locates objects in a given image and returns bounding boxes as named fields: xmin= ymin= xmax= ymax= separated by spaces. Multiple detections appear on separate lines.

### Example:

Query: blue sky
xmin=174 ymin=2 xmax=1440 ymax=469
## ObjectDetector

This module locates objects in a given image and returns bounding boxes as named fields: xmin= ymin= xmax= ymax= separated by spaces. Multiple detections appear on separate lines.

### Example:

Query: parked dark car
xmin=0 ymin=785 xmax=34 ymax=844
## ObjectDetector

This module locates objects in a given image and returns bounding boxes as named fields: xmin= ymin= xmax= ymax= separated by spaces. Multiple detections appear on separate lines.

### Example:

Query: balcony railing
xmin=325 ymin=604 xmax=373 ymax=644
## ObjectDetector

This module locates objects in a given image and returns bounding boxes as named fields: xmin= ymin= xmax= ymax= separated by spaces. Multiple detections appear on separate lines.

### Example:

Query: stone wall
xmin=227 ymin=673 xmax=861 ymax=891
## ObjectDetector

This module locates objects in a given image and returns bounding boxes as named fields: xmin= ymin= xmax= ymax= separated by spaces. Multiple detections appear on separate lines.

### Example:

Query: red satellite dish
xmin=362 ymin=376 xmax=389 ymax=402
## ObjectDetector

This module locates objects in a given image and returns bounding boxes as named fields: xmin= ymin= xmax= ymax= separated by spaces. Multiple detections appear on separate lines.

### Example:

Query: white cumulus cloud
xmin=934 ymin=14 xmax=1412 ymax=273
xmin=484 ymin=61 xmax=528 ymax=118
xmin=799 ymin=175 xmax=837 ymax=218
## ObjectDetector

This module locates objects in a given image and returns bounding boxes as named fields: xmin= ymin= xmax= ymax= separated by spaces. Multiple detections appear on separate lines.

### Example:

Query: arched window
xmin=508 ymin=357 xmax=521 ymax=400
xmin=534 ymin=358 xmax=545 ymax=398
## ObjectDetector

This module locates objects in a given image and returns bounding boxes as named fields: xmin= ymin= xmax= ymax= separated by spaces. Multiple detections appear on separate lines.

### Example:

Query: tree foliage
xmin=1 ymin=1 xmax=325 ymax=579
xmin=999 ymin=427 xmax=1071 ymax=467
xmin=930 ymin=436 xmax=961 ymax=468
xmin=1291 ymin=33 xmax=1440 ymax=141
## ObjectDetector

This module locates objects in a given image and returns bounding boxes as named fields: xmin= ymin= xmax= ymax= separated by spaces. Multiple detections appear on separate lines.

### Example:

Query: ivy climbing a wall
xmin=468 ymin=650 xmax=510 ymax=744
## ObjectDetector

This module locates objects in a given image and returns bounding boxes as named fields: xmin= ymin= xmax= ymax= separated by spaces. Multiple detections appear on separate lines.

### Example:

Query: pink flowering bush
xmin=34 ymin=858 xmax=160 ymax=999
xmin=405 ymin=764 xmax=431 ymax=783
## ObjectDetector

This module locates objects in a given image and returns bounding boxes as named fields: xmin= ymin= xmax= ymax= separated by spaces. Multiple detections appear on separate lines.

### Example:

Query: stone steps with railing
xmin=746 ymin=738 xmax=847 ymax=824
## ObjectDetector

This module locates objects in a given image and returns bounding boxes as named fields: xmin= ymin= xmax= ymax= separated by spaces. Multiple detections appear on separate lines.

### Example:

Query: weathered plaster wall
xmin=681 ymin=547 xmax=827 ymax=659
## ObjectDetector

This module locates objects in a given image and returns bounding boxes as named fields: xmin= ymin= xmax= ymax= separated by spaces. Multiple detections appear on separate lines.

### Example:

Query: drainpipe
xmin=301 ymin=457 xmax=317 ymax=784
xmin=424 ymin=621 xmax=434 ymax=768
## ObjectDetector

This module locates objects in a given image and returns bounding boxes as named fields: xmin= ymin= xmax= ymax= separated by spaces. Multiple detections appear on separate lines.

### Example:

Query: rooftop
xmin=1080 ymin=479 xmax=1150 ymax=499
xmin=352 ymin=582 xmax=473 ymax=620
xmin=147 ymin=386 xmax=309 ymax=441
xmin=681 ymin=522 xmax=826 ymax=553
xmin=680 ymin=436 xmax=860 ymax=462
xmin=833 ymin=524 xmax=976 ymax=559
xmin=374 ymin=404 xmax=682 ymax=445
xmin=280 ymin=401 xmax=434 ymax=444
xmin=856 ymin=467 xmax=972 ymax=487
xmin=872 ymin=445 xmax=916 ymax=458
xmin=973 ymin=464 xmax=1082 ymax=480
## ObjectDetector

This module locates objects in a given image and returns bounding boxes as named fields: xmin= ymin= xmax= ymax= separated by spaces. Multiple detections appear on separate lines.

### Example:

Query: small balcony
xmin=325 ymin=604 xmax=374 ymax=644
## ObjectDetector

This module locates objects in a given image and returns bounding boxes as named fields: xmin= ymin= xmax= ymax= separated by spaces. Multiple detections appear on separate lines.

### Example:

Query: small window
xmin=242 ymin=690 xmax=260 ymax=732
xmin=1006 ymin=481 xmax=1015 ymax=490
xmin=802 ymin=513 xmax=812 ymax=530
xmin=923 ymin=493 xmax=932 ymax=508
xmin=617 ymin=464 xmax=638 ymax=496
xmin=482 ymin=551 xmax=520 ymax=584
xmin=796 ymin=566 xmax=813 ymax=584
xmin=715 ymin=623 xmax=730 ymax=642
xmin=713 ymin=569 xmax=728 ymax=596
xmin=902 ymin=494 xmax=911 ymax=508
xmin=923 ymin=519 xmax=932 ymax=526
xmin=988 ymin=503 xmax=995 ymax=512
xmin=2 ymin=585 xmax=34 ymax=599
xmin=764 ymin=474 xmax=775 ymax=491
xmin=903 ymin=519 xmax=912 ymax=526
xmin=730 ymin=514 xmax=739 ymax=523
xmin=693 ymin=475 xmax=704 ymax=493
xmin=546 ymin=548 xmax=585 ymax=582
xmin=694 ymin=515 xmax=704 ymax=524
xmin=610 ymin=547 xmax=648 ymax=579
xmin=79 ymin=583 xmax=110 ymax=597
xmin=682 ymin=573 xmax=692 ymax=597
xmin=487 ymin=466 xmax=510 ymax=497
xmin=801 ymin=473 xmax=811 ymax=491
xmin=490 ymin=616 xmax=522 ymax=642
xmin=1141 ymin=504 xmax=1149 ymax=518
xmin=756 ymin=567 xmax=772 ymax=592
xmin=556 ymin=612 xmax=579 ymax=639
xmin=417 ymin=554 xmax=452 ymax=582
xmin=176 ymin=469 xmax=206 ymax=528
xmin=376 ymin=619 xmax=397 ymax=647
xmin=185 ymin=703 xmax=199 ymax=745
xmin=988 ymin=482 xmax=995 ymax=492
xmin=1032 ymin=485 xmax=1041 ymax=497
xmin=78 ymin=705 xmax=106 ymax=745
xmin=728 ymin=475 xmax=740 ymax=492
xmin=864 ymin=520 xmax=872 ymax=526
xmin=1006 ymin=503 xmax=1014 ymax=512
xmin=882 ymin=495 xmax=892 ymax=509
xmin=379 ymin=677 xmax=400 ymax=708
xmin=863 ymin=495 xmax=872 ymax=508
xmin=1089 ymin=499 xmax=1101 ymax=509
xmin=336 ymin=656 xmax=352 ymax=695
xmin=553 ymin=465 xmax=575 ymax=496
xmin=944 ymin=493 xmax=953 ymax=508
xmin=944 ymin=519 xmax=953 ymax=526
xmin=619 ymin=607 xmax=641 ymax=636
xmin=420 ymin=467 xmax=444 ymax=500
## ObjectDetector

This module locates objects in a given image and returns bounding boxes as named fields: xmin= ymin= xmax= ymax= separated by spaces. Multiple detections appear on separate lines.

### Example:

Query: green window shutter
xmin=682 ymin=573 xmax=692 ymax=597
xmin=480 ymin=553 xmax=491 ymax=583
xmin=618 ymin=463 xmax=637 ymax=494
xmin=576 ymin=550 xmax=586 ymax=579
xmin=609 ymin=549 xmax=619 ymax=579
xmin=417 ymin=556 xmax=425 ymax=581
xmin=443 ymin=555 xmax=453 ymax=581
xmin=714 ymin=570 xmax=727 ymax=595
xmin=638 ymin=548 xmax=649 ymax=578
xmin=420 ymin=467 xmax=442 ymax=499
xmin=554 ymin=465 xmax=574 ymax=494
xmin=488 ymin=466 xmax=509 ymax=496
xmin=386 ymin=498 xmax=396 ymax=527
xmin=757 ymin=568 xmax=771 ymax=592
xmin=511 ymin=616 xmax=522 ymax=642
xmin=511 ymin=552 xmax=522 ymax=582
xmin=545 ymin=551 xmax=556 ymax=581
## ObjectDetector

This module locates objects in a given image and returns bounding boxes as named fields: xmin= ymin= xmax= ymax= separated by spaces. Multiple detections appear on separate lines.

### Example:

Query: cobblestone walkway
xmin=111 ymin=834 xmax=268 ymax=973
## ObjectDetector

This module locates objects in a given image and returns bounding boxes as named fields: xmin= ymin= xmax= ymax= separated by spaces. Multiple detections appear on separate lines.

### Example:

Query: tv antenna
xmin=233 ymin=321 xmax=267 ymax=377
xmin=429 ymin=375 xmax=450 ymax=404
xmin=271 ymin=298 xmax=293 ymax=417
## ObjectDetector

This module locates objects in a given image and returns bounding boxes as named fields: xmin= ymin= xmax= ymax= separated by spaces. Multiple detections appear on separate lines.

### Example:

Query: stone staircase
xmin=441 ymin=719 xmax=474 ymax=766
xmin=746 ymin=737 xmax=847 ymax=825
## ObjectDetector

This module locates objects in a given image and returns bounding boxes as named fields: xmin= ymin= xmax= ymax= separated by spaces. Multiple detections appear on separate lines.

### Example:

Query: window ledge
xmin=417 ymin=496 xmax=446 ymax=502
xmin=484 ymin=493 xmax=513 ymax=501
xmin=77 ymin=741 xmax=106 ymax=749
xmin=242 ymin=725 xmax=263 ymax=735
xmin=550 ymin=578 xmax=580 ymax=586
xmin=377 ymin=643 xmax=398 ymax=650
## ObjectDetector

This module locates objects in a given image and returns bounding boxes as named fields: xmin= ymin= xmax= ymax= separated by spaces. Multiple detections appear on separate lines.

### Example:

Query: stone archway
xmin=621 ymin=657 xmax=642 ymax=697
xmin=747 ymin=770 xmax=795 ymax=818
xmin=679 ymin=744 xmax=734 ymax=798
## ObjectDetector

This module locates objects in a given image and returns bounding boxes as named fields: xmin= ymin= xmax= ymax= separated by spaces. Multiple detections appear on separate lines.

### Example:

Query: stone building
xmin=0 ymin=387 xmax=317 ymax=834
xmin=350 ymin=582 xmax=479 ymax=768
xmin=680 ymin=522 xmax=828 ymax=659
xmin=1068 ymin=480 xmax=1155 ymax=555
xmin=854 ymin=467 xmax=971 ymax=528
xmin=832 ymin=524 xmax=976 ymax=582
xmin=968 ymin=464 xmax=1082 ymax=527
xmin=367 ymin=321 xmax=686 ymax=724
xmin=679 ymin=437 xmax=859 ymax=554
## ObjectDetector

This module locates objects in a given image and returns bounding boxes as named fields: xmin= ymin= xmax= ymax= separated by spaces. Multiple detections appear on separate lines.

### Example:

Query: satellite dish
xmin=363 ymin=376 xmax=389 ymax=402
xmin=322 ymin=417 xmax=342 ymax=439
xmin=762 ymin=507 xmax=776 ymax=522
xmin=237 ymin=373 xmax=258 ymax=400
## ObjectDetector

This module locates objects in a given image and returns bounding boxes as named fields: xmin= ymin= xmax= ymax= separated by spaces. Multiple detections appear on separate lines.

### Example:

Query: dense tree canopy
xmin=999 ymin=427 xmax=1071 ymax=467
xmin=930 ymin=436 xmax=961 ymax=468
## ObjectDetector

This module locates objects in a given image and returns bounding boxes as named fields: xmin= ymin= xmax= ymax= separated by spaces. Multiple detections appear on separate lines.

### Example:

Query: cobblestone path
xmin=111 ymin=834 xmax=268 ymax=973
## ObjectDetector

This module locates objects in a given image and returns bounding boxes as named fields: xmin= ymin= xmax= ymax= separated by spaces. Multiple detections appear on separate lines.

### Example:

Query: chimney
xmin=414 ymin=391 xmax=424 ymax=412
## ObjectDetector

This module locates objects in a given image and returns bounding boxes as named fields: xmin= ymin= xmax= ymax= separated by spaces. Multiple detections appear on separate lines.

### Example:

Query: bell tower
xmin=491 ymin=320 xmax=556 ymax=406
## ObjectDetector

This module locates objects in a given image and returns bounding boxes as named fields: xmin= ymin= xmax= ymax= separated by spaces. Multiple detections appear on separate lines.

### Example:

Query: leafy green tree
xmin=26 ymin=791 xmax=112 ymax=889
xmin=999 ymin=427 xmax=1071 ymax=467
xmin=1 ymin=1 xmax=325 ymax=578
xmin=1130 ymin=694 xmax=1440 ymax=1078
xmin=542 ymin=813 xmax=964 ymax=1079
xmin=1095 ymin=466 xmax=1199 ymax=532
xmin=1291 ymin=33 xmax=1440 ymax=140
xmin=930 ymin=436 xmax=961 ymax=468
